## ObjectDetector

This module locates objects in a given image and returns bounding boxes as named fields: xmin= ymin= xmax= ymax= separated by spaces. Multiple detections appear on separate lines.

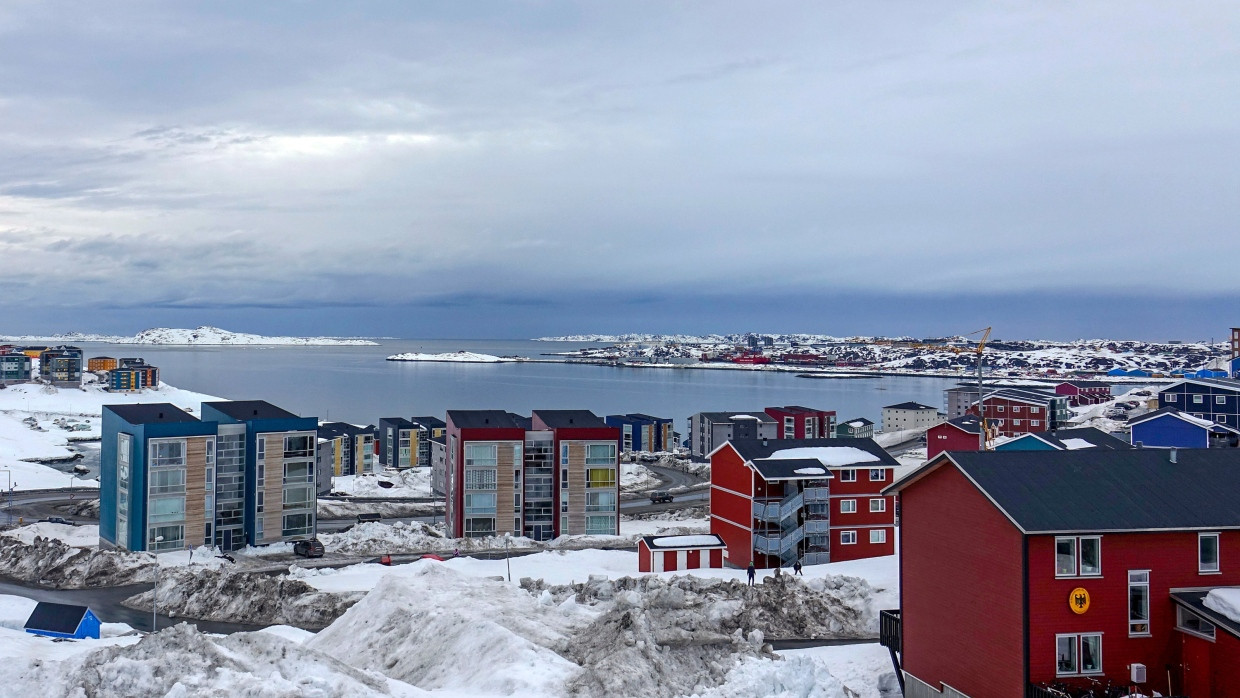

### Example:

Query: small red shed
xmin=638 ymin=534 xmax=726 ymax=573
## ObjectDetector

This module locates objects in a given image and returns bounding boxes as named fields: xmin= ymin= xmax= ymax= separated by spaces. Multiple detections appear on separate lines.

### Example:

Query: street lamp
xmin=0 ymin=470 xmax=10 ymax=526
xmin=151 ymin=536 xmax=163 ymax=632
xmin=505 ymin=532 xmax=512 ymax=583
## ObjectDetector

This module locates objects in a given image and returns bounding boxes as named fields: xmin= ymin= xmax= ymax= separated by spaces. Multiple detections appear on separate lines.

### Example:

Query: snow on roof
xmin=768 ymin=446 xmax=881 ymax=467
xmin=729 ymin=414 xmax=758 ymax=420
xmin=1059 ymin=438 xmax=1097 ymax=450
xmin=648 ymin=534 xmax=726 ymax=549
xmin=794 ymin=466 xmax=826 ymax=475
xmin=1204 ymin=588 xmax=1240 ymax=625
xmin=1179 ymin=412 xmax=1217 ymax=428
xmin=848 ymin=420 xmax=865 ymax=427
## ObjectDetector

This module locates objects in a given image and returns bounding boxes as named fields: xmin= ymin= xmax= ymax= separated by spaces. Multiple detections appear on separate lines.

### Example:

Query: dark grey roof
xmin=447 ymin=410 xmax=525 ymax=429
xmin=205 ymin=400 xmax=299 ymax=421
xmin=430 ymin=434 xmax=446 ymax=445
xmin=924 ymin=449 xmax=1240 ymax=533
xmin=411 ymin=416 xmax=446 ymax=429
xmin=1023 ymin=427 xmax=1133 ymax=451
xmin=379 ymin=417 xmax=415 ymax=428
xmin=317 ymin=422 xmax=372 ymax=438
xmin=727 ymin=438 xmax=898 ymax=466
xmin=1164 ymin=377 xmax=1240 ymax=393
xmin=839 ymin=417 xmax=874 ymax=428
xmin=768 ymin=405 xmax=828 ymax=414
xmin=24 ymin=602 xmax=90 ymax=634
xmin=533 ymin=410 xmax=607 ymax=429
xmin=106 ymin=403 xmax=198 ymax=424
xmin=1170 ymin=590 xmax=1240 ymax=640
xmin=751 ymin=458 xmax=837 ymax=480
xmin=640 ymin=534 xmax=726 ymax=550
xmin=626 ymin=413 xmax=670 ymax=422
xmin=1057 ymin=380 xmax=1111 ymax=389
xmin=942 ymin=415 xmax=985 ymax=434
xmin=883 ymin=401 xmax=938 ymax=411
xmin=698 ymin=411 xmax=776 ymax=423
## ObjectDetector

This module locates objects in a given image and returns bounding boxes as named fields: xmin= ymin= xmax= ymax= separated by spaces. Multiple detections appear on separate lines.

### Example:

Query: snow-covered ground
xmin=620 ymin=461 xmax=661 ymax=492
xmin=117 ymin=326 xmax=379 ymax=345
xmin=0 ymin=522 xmax=99 ymax=547
xmin=332 ymin=468 xmax=433 ymax=498
xmin=385 ymin=351 xmax=517 ymax=363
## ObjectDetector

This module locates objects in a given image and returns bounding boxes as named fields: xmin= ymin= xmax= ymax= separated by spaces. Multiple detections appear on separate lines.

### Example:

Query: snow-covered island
xmin=386 ymin=351 xmax=519 ymax=363
xmin=0 ymin=326 xmax=379 ymax=346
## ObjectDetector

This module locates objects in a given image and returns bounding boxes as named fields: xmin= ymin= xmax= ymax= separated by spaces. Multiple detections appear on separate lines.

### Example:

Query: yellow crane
xmin=946 ymin=327 xmax=992 ymax=450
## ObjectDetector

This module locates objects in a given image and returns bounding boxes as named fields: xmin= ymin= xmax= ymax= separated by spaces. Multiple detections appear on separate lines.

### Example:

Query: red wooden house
xmin=709 ymin=438 xmax=897 ymax=569
xmin=637 ymin=534 xmax=726 ymax=572
xmin=764 ymin=405 xmax=836 ymax=440
xmin=883 ymin=448 xmax=1240 ymax=698
xmin=967 ymin=388 xmax=1069 ymax=438
xmin=1055 ymin=380 xmax=1112 ymax=406
xmin=924 ymin=415 xmax=993 ymax=460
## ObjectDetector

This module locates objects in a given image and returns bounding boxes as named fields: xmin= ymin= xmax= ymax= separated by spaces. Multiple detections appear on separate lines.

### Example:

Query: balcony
xmin=752 ymin=490 xmax=805 ymax=523
xmin=803 ymin=487 xmax=830 ymax=503
xmin=878 ymin=609 xmax=901 ymax=651
xmin=754 ymin=525 xmax=804 ymax=555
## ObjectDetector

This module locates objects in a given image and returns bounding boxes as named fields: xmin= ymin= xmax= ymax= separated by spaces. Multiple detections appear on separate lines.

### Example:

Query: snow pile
xmin=1 ymin=522 xmax=99 ymax=547
xmin=0 ymin=535 xmax=154 ymax=588
xmin=317 ymin=499 xmax=437 ymax=519
xmin=767 ymin=447 xmax=881 ymax=467
xmin=624 ymin=505 xmax=709 ymax=522
xmin=688 ymin=654 xmax=850 ymax=698
xmin=385 ymin=351 xmax=514 ymax=363
xmin=794 ymin=466 xmax=827 ymax=475
xmin=126 ymin=567 xmax=361 ymax=629
xmin=1059 ymin=438 xmax=1097 ymax=450
xmin=649 ymin=534 xmax=723 ymax=548
xmin=116 ymin=326 xmax=379 ymax=345
xmin=621 ymin=461 xmax=661 ymax=491
xmin=318 ymin=521 xmax=538 ymax=556
xmin=1203 ymin=588 xmax=1240 ymax=623
xmin=0 ymin=623 xmax=420 ymax=697
xmin=309 ymin=566 xmax=587 ymax=695
xmin=332 ymin=469 xmax=432 ymax=498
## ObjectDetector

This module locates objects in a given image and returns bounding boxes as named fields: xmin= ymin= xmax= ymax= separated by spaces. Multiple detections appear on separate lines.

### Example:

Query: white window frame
xmin=869 ymin=468 xmax=885 ymax=481
xmin=840 ymin=499 xmax=857 ymax=514
xmin=1165 ymin=394 xmax=1176 ymax=402
xmin=1176 ymin=605 xmax=1216 ymax=641
xmin=1128 ymin=570 xmax=1150 ymax=636
xmin=1199 ymin=532 xmax=1220 ymax=574
xmin=869 ymin=498 xmax=886 ymax=513
xmin=839 ymin=469 xmax=856 ymax=482
xmin=870 ymin=529 xmax=886 ymax=544
xmin=1217 ymin=395 xmax=1226 ymax=404
xmin=1055 ymin=536 xmax=1102 ymax=578
xmin=1031 ymin=406 xmax=1041 ymax=413
xmin=1031 ymin=420 xmax=1041 ymax=427
xmin=1055 ymin=633 xmax=1103 ymax=676
xmin=840 ymin=530 xmax=857 ymax=545
xmin=1013 ymin=419 xmax=1022 ymax=426
xmin=1194 ymin=394 xmax=1204 ymax=404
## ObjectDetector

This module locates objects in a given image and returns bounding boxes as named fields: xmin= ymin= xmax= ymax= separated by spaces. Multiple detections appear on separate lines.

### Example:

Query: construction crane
xmin=946 ymin=327 xmax=992 ymax=450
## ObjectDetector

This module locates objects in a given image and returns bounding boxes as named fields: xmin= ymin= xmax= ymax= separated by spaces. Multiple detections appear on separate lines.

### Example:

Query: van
xmin=356 ymin=512 xmax=382 ymax=524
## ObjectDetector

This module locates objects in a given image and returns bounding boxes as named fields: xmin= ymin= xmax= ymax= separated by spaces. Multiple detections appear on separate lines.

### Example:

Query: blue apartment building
xmin=1158 ymin=377 xmax=1240 ymax=431
xmin=605 ymin=413 xmax=675 ymax=452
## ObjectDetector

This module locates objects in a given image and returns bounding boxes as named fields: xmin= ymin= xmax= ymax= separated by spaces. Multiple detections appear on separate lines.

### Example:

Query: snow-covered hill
xmin=116 ymin=326 xmax=379 ymax=346
xmin=386 ymin=351 xmax=515 ymax=363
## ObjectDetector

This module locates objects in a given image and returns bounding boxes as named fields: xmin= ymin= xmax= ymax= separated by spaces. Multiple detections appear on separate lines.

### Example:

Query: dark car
xmin=356 ymin=512 xmax=382 ymax=524
xmin=40 ymin=517 xmax=76 ymax=526
xmin=649 ymin=491 xmax=674 ymax=504
xmin=293 ymin=539 xmax=325 ymax=558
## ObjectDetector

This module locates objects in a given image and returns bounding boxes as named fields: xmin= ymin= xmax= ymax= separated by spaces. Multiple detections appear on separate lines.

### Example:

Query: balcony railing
xmin=803 ymin=519 xmax=830 ymax=534
xmin=878 ymin=609 xmax=901 ymax=651
xmin=752 ymin=490 xmax=805 ymax=522
xmin=803 ymin=486 xmax=830 ymax=502
xmin=754 ymin=525 xmax=804 ymax=555
xmin=802 ymin=551 xmax=830 ymax=565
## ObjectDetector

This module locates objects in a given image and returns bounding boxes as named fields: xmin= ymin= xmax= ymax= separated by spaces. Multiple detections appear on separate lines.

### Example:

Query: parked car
xmin=39 ymin=517 xmax=76 ymax=526
xmin=649 ymin=491 xmax=674 ymax=504
xmin=356 ymin=512 xmax=382 ymax=524
xmin=293 ymin=539 xmax=325 ymax=558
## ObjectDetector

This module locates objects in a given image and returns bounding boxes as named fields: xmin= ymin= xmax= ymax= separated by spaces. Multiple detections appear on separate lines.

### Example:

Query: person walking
xmin=746 ymin=562 xmax=756 ymax=586
xmin=793 ymin=558 xmax=803 ymax=576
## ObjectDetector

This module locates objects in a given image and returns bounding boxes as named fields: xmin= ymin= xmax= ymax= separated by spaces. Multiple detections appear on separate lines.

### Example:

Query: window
xmin=464 ymin=468 xmax=497 ymax=490
xmin=1177 ymin=605 xmax=1216 ymax=640
xmin=1057 ymin=536 xmax=1101 ymax=577
xmin=560 ymin=467 xmax=569 ymax=489
xmin=585 ymin=491 xmax=616 ymax=512
xmin=1194 ymin=394 xmax=1204 ymax=404
xmin=283 ymin=485 xmax=314 ymax=509
xmin=870 ymin=498 xmax=886 ymax=513
xmin=284 ymin=435 xmax=314 ymax=458
xmin=585 ymin=443 xmax=617 ymax=465
xmin=257 ymin=438 xmax=265 ymax=461
xmin=256 ymin=519 xmax=264 ymax=539
xmin=1217 ymin=395 xmax=1227 ymax=404
xmin=1013 ymin=406 xmax=1023 ymax=413
xmin=870 ymin=469 xmax=885 ymax=481
xmin=257 ymin=491 xmax=264 ymax=513
xmin=1031 ymin=420 xmax=1041 ymax=427
xmin=148 ymin=524 xmax=184 ymax=551
xmin=149 ymin=469 xmax=186 ymax=495
xmin=465 ymin=444 xmax=498 ymax=467
xmin=840 ymin=469 xmax=856 ymax=482
xmin=784 ymin=416 xmax=794 ymax=438
xmin=1056 ymin=634 xmax=1102 ymax=675
xmin=560 ymin=443 xmax=569 ymax=465
xmin=586 ymin=467 xmax=616 ymax=488
xmin=1165 ymin=394 xmax=1176 ymax=402
xmin=149 ymin=440 xmax=185 ymax=467
xmin=283 ymin=461 xmax=313 ymax=484
xmin=1031 ymin=407 xmax=1041 ymax=413
xmin=282 ymin=512 xmax=314 ymax=537
xmin=996 ymin=405 xmax=1004 ymax=412
xmin=585 ymin=515 xmax=615 ymax=535
xmin=148 ymin=496 xmax=185 ymax=523
xmin=840 ymin=530 xmax=857 ymax=545
xmin=1200 ymin=532 xmax=1220 ymax=573
xmin=870 ymin=529 xmax=886 ymax=544
xmin=1129 ymin=570 xmax=1150 ymax=635
xmin=465 ymin=493 xmax=497 ymax=515
xmin=1013 ymin=419 xmax=1022 ymax=426
xmin=840 ymin=499 xmax=857 ymax=513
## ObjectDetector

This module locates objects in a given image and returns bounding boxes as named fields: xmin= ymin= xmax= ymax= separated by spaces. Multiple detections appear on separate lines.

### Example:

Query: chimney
xmin=761 ymin=437 xmax=768 ymax=447
xmin=253 ymin=409 xmax=258 ymax=416
xmin=158 ymin=412 xmax=163 ymax=419
xmin=1170 ymin=448 xmax=1178 ymax=464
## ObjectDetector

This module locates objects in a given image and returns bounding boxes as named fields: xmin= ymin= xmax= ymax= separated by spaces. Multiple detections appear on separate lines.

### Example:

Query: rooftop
xmin=205 ymin=400 xmax=300 ymax=421
xmin=641 ymin=534 xmax=726 ymax=550
xmin=726 ymin=438 xmax=897 ymax=467
xmin=699 ymin=411 xmax=776 ymax=423
xmin=1011 ymin=427 xmax=1133 ymax=451
xmin=883 ymin=401 xmax=938 ymax=411
xmin=447 ymin=410 xmax=526 ymax=430
xmin=24 ymin=602 xmax=91 ymax=634
xmin=411 ymin=416 xmax=446 ymax=429
xmin=892 ymin=449 xmax=1240 ymax=533
xmin=940 ymin=415 xmax=985 ymax=435
xmin=1129 ymin=406 xmax=1240 ymax=433
xmin=106 ymin=403 xmax=199 ymax=424
xmin=533 ymin=410 xmax=607 ymax=429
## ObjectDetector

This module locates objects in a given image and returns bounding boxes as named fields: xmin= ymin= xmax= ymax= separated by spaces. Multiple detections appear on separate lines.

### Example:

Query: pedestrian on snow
xmin=453 ymin=547 xmax=460 ymax=558
xmin=793 ymin=559 xmax=803 ymax=576
xmin=746 ymin=562 xmax=756 ymax=586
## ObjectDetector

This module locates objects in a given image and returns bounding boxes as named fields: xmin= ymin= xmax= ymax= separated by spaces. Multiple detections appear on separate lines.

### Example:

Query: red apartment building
xmin=764 ymin=405 xmax=837 ymax=440
xmin=967 ymin=388 xmax=1070 ymax=438
xmin=710 ymin=438 xmax=897 ymax=569
xmin=883 ymin=449 xmax=1240 ymax=698
xmin=444 ymin=410 xmax=620 ymax=541
xmin=1055 ymin=380 xmax=1113 ymax=406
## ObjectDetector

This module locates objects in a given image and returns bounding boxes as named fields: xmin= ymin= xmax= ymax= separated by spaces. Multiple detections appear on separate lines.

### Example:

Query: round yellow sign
xmin=1069 ymin=587 xmax=1091 ymax=615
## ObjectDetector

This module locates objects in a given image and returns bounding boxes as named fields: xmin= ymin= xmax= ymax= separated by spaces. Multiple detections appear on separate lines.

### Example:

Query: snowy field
xmin=332 ymin=468 xmax=433 ymax=498
xmin=386 ymin=351 xmax=516 ymax=362
xmin=0 ymin=379 xmax=221 ymax=490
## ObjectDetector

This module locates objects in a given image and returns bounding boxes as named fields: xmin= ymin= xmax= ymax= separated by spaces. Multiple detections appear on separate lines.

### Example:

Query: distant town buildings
xmin=605 ymin=413 xmax=675 ymax=452
xmin=1053 ymin=379 xmax=1111 ymax=406
xmin=1129 ymin=407 xmax=1240 ymax=449
xmin=39 ymin=346 xmax=82 ymax=386
xmin=764 ymin=406 xmax=836 ymax=440
xmin=834 ymin=417 xmax=874 ymax=439
xmin=880 ymin=402 xmax=944 ymax=432
xmin=994 ymin=426 xmax=1133 ymax=452
xmin=1157 ymin=376 xmax=1240 ymax=431
xmin=317 ymin=422 xmax=376 ymax=476
xmin=688 ymin=412 xmax=777 ymax=459
xmin=0 ymin=350 xmax=33 ymax=384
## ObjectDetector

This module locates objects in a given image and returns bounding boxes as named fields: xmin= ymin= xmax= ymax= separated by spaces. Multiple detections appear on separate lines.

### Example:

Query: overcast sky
xmin=1 ymin=2 xmax=1237 ymax=340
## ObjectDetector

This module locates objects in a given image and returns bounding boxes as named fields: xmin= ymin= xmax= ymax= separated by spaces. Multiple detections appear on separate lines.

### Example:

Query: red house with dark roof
xmin=763 ymin=406 xmax=836 ymax=440
xmin=1055 ymin=380 xmax=1112 ymax=406
xmin=923 ymin=415 xmax=993 ymax=460
xmin=709 ymin=438 xmax=897 ymax=569
xmin=882 ymin=448 xmax=1240 ymax=698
